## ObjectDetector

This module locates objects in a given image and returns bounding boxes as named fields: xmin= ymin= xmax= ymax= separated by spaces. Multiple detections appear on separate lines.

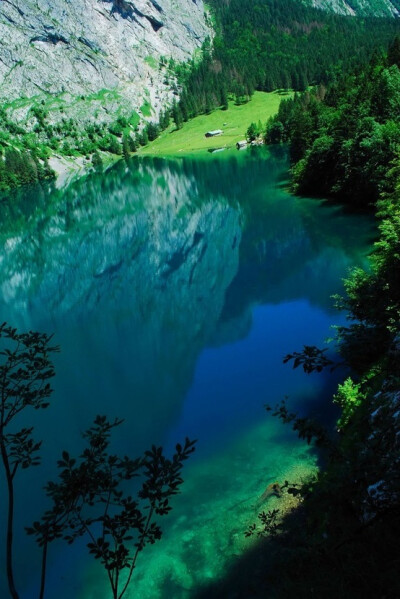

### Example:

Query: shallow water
xmin=0 ymin=148 xmax=374 ymax=598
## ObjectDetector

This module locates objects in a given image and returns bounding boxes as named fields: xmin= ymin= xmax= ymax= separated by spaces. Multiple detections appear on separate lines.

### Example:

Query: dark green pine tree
xmin=172 ymin=100 xmax=183 ymax=130
xmin=129 ymin=135 xmax=138 ymax=152
xmin=122 ymin=133 xmax=130 ymax=161
xmin=246 ymin=122 xmax=258 ymax=142
xmin=92 ymin=150 xmax=103 ymax=171
xmin=108 ymin=134 xmax=122 ymax=155
xmin=159 ymin=110 xmax=170 ymax=131
xmin=180 ymin=95 xmax=189 ymax=122
xmin=297 ymin=70 xmax=309 ymax=92
xmin=264 ymin=74 xmax=276 ymax=92
xmin=220 ymin=86 xmax=229 ymax=110
xmin=146 ymin=122 xmax=159 ymax=142
xmin=139 ymin=128 xmax=149 ymax=146
xmin=388 ymin=35 xmax=400 ymax=67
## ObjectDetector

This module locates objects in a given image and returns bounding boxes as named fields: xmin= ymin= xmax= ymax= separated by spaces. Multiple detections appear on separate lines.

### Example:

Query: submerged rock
xmin=256 ymin=482 xmax=283 ymax=508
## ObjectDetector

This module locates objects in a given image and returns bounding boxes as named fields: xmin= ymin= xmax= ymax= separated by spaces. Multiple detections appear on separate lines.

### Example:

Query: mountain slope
xmin=307 ymin=0 xmax=400 ymax=16
xmin=0 ymin=0 xmax=211 ymax=123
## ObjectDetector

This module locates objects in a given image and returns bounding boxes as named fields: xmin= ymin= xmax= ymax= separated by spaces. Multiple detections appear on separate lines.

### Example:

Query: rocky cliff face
xmin=0 ymin=0 xmax=211 ymax=123
xmin=306 ymin=0 xmax=400 ymax=16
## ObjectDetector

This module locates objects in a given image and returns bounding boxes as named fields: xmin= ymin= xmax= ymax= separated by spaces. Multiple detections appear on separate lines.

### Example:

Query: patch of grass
xmin=140 ymin=100 xmax=152 ymax=117
xmin=138 ymin=91 xmax=290 ymax=157
xmin=5 ymin=95 xmax=41 ymax=111
xmin=144 ymin=56 xmax=158 ymax=69
xmin=129 ymin=111 xmax=140 ymax=128
xmin=85 ymin=88 xmax=121 ymax=102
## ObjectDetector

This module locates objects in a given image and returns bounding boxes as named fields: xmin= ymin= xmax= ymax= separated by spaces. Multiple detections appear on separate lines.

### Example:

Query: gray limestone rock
xmin=0 ymin=0 xmax=212 ymax=123
xmin=305 ymin=0 xmax=400 ymax=16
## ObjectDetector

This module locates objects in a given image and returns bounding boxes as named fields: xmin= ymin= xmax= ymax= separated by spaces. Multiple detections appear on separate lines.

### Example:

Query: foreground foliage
xmin=271 ymin=196 xmax=400 ymax=597
xmin=0 ymin=324 xmax=194 ymax=599
xmin=0 ymin=324 xmax=57 ymax=599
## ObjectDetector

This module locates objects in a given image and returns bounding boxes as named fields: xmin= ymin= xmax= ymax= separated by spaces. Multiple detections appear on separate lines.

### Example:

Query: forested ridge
xmin=265 ymin=37 xmax=400 ymax=207
xmin=174 ymin=0 xmax=400 ymax=120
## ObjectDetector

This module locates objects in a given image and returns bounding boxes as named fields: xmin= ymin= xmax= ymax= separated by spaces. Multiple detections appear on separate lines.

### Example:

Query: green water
xmin=0 ymin=148 xmax=374 ymax=598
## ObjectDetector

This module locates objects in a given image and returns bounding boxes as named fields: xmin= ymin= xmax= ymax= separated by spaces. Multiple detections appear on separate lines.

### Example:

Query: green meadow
xmin=138 ymin=91 xmax=291 ymax=157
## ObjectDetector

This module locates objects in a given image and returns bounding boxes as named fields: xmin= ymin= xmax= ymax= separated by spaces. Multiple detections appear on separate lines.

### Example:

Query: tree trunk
xmin=1 ymin=440 xmax=19 ymax=599
xmin=39 ymin=538 xmax=48 ymax=599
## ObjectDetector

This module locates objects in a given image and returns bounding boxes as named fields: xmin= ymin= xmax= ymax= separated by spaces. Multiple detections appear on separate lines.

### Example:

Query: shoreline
xmin=48 ymin=152 xmax=122 ymax=188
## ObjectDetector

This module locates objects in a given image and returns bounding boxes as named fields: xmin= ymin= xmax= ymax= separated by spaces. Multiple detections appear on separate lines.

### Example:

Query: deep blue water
xmin=0 ymin=148 xmax=374 ymax=598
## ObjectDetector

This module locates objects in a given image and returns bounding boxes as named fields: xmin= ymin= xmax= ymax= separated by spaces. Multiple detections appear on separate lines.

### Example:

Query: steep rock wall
xmin=0 ymin=0 xmax=211 ymax=122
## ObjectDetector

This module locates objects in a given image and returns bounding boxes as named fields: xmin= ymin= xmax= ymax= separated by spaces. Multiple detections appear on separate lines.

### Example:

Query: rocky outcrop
xmin=0 ymin=0 xmax=211 ymax=123
xmin=255 ymin=482 xmax=283 ymax=508
xmin=362 ymin=381 xmax=400 ymax=520
xmin=306 ymin=0 xmax=400 ymax=16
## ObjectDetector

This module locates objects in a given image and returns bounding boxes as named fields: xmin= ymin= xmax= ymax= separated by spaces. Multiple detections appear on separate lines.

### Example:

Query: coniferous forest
xmin=175 ymin=0 xmax=400 ymax=119
xmin=266 ymin=37 xmax=400 ymax=205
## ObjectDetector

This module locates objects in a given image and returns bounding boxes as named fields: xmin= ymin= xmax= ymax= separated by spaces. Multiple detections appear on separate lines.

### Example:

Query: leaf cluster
xmin=283 ymin=344 xmax=336 ymax=374
xmin=26 ymin=414 xmax=196 ymax=598
xmin=0 ymin=323 xmax=58 ymax=478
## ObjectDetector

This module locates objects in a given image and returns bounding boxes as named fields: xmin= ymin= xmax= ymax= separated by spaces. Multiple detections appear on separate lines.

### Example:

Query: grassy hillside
xmin=138 ymin=91 xmax=290 ymax=156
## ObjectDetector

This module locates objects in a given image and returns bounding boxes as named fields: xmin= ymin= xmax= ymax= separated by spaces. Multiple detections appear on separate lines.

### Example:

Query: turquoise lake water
xmin=0 ymin=148 xmax=374 ymax=598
